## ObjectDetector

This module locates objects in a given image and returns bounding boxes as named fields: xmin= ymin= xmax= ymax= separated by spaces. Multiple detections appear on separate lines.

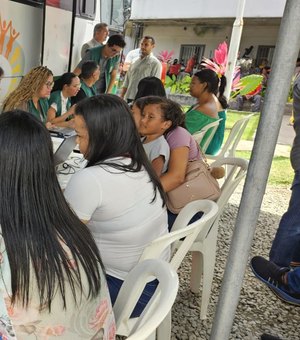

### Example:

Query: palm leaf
xmin=238 ymin=75 xmax=263 ymax=95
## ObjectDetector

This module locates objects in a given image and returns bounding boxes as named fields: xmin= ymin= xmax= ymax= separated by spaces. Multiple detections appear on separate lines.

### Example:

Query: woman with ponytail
xmin=185 ymin=68 xmax=228 ymax=155
xmin=47 ymin=72 xmax=81 ymax=127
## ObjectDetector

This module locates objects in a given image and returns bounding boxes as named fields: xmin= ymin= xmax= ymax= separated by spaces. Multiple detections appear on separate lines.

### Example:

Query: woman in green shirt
xmin=185 ymin=69 xmax=228 ymax=155
xmin=47 ymin=72 xmax=80 ymax=128
xmin=3 ymin=66 xmax=53 ymax=123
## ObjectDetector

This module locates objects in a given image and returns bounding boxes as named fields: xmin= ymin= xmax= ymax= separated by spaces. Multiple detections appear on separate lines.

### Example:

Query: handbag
xmin=166 ymin=154 xmax=221 ymax=214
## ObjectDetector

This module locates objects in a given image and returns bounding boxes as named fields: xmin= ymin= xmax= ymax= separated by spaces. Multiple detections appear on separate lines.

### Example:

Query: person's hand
xmin=45 ymin=121 xmax=56 ymax=130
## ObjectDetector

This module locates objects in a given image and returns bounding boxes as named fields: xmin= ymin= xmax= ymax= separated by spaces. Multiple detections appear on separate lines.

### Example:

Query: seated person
xmin=134 ymin=76 xmax=166 ymax=100
xmin=47 ymin=72 xmax=80 ymax=127
xmin=3 ymin=66 xmax=53 ymax=123
xmin=71 ymin=61 xmax=100 ymax=105
xmin=236 ymin=66 xmax=270 ymax=112
xmin=185 ymin=69 xmax=228 ymax=155
xmin=134 ymin=96 xmax=171 ymax=176
xmin=0 ymin=110 xmax=115 ymax=338
xmin=64 ymin=94 xmax=170 ymax=317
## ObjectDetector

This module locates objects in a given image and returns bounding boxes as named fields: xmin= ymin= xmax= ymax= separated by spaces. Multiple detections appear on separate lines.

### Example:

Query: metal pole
xmin=210 ymin=1 xmax=300 ymax=339
xmin=224 ymin=0 xmax=246 ymax=99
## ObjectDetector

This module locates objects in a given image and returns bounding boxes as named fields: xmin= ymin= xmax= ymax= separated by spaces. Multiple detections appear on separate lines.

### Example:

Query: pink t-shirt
xmin=166 ymin=126 xmax=200 ymax=161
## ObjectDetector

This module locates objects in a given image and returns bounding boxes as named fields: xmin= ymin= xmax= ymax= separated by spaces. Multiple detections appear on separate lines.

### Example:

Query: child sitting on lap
xmin=133 ymin=96 xmax=171 ymax=176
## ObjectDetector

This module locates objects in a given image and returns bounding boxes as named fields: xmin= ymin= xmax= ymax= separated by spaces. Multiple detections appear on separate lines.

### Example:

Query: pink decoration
xmin=157 ymin=50 xmax=174 ymax=63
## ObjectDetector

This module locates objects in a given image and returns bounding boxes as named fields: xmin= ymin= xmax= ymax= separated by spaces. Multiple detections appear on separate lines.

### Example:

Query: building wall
xmin=138 ymin=24 xmax=279 ymax=64
xmin=130 ymin=0 xmax=286 ymax=19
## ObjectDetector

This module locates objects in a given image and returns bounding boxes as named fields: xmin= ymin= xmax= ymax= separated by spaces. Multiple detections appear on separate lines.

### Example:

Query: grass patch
xmin=235 ymin=150 xmax=293 ymax=187
xmin=226 ymin=110 xmax=260 ymax=141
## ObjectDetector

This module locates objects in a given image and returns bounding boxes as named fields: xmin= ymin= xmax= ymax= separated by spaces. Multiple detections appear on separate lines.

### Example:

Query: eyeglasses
xmin=109 ymin=46 xmax=120 ymax=55
xmin=45 ymin=81 xmax=54 ymax=89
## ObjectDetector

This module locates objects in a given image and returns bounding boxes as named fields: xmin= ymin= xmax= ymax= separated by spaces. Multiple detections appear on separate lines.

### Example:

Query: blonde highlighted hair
xmin=3 ymin=66 xmax=53 ymax=111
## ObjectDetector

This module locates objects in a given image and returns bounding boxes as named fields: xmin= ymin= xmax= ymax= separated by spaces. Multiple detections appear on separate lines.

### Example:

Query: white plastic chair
xmin=208 ymin=113 xmax=257 ymax=160
xmin=172 ymin=157 xmax=248 ymax=319
xmin=113 ymin=259 xmax=179 ymax=340
xmin=192 ymin=118 xmax=222 ymax=153
xmin=139 ymin=199 xmax=219 ymax=339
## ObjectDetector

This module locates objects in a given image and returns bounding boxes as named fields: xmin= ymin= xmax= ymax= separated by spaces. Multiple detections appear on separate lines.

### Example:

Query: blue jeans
xmin=287 ymin=268 xmax=300 ymax=294
xmin=106 ymin=274 xmax=158 ymax=318
xmin=269 ymin=170 xmax=300 ymax=267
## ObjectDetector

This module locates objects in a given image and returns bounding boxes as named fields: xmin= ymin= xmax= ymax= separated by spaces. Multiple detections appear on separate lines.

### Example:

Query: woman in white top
xmin=0 ymin=110 xmax=115 ymax=339
xmin=64 ymin=94 xmax=169 ymax=317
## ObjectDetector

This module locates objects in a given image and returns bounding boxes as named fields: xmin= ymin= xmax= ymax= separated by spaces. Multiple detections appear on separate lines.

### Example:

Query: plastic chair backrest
xmin=192 ymin=118 xmax=222 ymax=153
xmin=211 ymin=157 xmax=248 ymax=214
xmin=212 ymin=113 xmax=256 ymax=158
xmin=113 ymin=259 xmax=179 ymax=340
xmin=139 ymin=200 xmax=219 ymax=271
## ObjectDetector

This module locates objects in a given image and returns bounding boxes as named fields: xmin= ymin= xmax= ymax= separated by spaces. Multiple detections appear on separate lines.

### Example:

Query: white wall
xmin=141 ymin=24 xmax=280 ymax=62
xmin=130 ymin=0 xmax=286 ymax=19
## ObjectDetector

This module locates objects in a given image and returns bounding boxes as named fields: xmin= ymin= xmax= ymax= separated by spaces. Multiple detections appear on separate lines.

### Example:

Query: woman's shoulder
xmin=167 ymin=126 xmax=189 ymax=138
xmin=194 ymin=102 xmax=219 ymax=118
xmin=166 ymin=126 xmax=193 ymax=147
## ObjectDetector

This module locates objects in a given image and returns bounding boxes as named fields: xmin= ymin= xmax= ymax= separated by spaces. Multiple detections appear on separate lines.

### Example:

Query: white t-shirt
xmin=64 ymin=157 xmax=170 ymax=280
xmin=50 ymin=92 xmax=69 ymax=115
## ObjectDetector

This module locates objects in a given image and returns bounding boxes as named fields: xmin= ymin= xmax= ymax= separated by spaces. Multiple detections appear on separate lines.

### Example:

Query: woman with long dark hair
xmin=134 ymin=76 xmax=166 ymax=100
xmin=64 ymin=94 xmax=169 ymax=317
xmin=47 ymin=72 xmax=81 ymax=127
xmin=0 ymin=110 xmax=115 ymax=339
xmin=185 ymin=68 xmax=228 ymax=155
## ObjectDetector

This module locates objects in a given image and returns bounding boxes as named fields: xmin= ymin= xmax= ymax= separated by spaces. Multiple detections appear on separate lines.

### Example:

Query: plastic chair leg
xmin=200 ymin=244 xmax=217 ymax=319
xmin=157 ymin=311 xmax=171 ymax=340
xmin=190 ymin=250 xmax=203 ymax=293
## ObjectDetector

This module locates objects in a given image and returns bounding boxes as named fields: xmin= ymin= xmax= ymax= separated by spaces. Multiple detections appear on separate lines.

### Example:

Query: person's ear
xmin=163 ymin=120 xmax=172 ymax=131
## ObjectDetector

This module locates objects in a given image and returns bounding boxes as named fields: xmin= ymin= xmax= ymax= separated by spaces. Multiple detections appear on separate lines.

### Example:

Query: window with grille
xmin=179 ymin=44 xmax=205 ymax=66
xmin=256 ymin=45 xmax=275 ymax=67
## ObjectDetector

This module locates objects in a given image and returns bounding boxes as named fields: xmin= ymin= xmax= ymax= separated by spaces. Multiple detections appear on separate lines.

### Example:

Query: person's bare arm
xmin=160 ymin=146 xmax=189 ymax=193
xmin=106 ymin=69 xmax=117 ymax=93
xmin=151 ymin=156 xmax=165 ymax=177
xmin=120 ymin=87 xmax=127 ymax=99
xmin=47 ymin=105 xmax=75 ymax=127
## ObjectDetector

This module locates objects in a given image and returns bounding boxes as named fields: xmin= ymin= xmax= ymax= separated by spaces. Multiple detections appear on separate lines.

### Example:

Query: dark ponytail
xmin=218 ymin=75 xmax=228 ymax=109
xmin=52 ymin=72 xmax=77 ymax=92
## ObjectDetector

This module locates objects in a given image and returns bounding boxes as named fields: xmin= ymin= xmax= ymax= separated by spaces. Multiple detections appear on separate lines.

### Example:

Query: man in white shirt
xmin=120 ymin=36 xmax=162 ymax=103
xmin=81 ymin=23 xmax=109 ymax=58
xmin=122 ymin=47 xmax=140 ymax=72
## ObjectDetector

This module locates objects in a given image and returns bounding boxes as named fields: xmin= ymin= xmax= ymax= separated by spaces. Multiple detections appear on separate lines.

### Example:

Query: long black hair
xmin=134 ymin=76 xmax=166 ymax=100
xmin=52 ymin=72 xmax=77 ymax=92
xmin=0 ymin=110 xmax=103 ymax=310
xmin=75 ymin=94 xmax=166 ymax=205
xmin=193 ymin=69 xmax=228 ymax=109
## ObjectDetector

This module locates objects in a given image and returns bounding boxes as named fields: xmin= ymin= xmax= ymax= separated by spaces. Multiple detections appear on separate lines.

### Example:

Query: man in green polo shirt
xmin=74 ymin=34 xmax=126 ymax=94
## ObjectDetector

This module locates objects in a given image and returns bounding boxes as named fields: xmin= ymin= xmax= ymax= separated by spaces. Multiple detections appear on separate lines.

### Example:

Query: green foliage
xmin=231 ymin=75 xmax=263 ymax=98
xmin=165 ymin=75 xmax=192 ymax=94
